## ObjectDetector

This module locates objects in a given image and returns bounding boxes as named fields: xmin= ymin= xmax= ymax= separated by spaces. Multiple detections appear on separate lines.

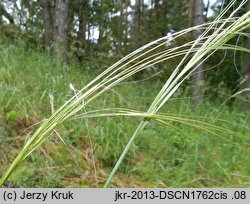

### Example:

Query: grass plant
xmin=0 ymin=0 xmax=249 ymax=187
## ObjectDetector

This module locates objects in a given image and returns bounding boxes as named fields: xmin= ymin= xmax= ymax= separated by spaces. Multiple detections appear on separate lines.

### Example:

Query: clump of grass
xmin=103 ymin=0 xmax=250 ymax=187
xmin=0 ymin=0 xmax=249 ymax=187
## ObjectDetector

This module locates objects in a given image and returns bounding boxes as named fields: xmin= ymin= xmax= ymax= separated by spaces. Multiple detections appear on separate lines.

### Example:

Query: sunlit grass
xmin=0 ymin=0 xmax=249 ymax=187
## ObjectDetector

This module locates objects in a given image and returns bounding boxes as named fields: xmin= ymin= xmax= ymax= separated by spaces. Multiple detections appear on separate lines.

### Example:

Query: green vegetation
xmin=0 ymin=19 xmax=250 ymax=187
xmin=0 ymin=0 xmax=249 ymax=188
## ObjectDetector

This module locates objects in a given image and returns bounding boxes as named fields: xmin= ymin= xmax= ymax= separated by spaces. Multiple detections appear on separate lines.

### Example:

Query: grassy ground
xmin=0 ymin=37 xmax=250 ymax=187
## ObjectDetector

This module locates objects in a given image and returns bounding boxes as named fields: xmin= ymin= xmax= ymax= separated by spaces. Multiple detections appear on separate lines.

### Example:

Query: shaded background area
xmin=0 ymin=0 xmax=249 ymax=187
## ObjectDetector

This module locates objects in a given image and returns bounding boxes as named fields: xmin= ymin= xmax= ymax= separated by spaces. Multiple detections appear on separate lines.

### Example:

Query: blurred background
xmin=0 ymin=0 xmax=249 ymax=187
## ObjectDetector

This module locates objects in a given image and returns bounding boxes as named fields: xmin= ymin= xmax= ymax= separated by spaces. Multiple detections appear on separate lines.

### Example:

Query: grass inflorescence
xmin=0 ymin=0 xmax=249 ymax=187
